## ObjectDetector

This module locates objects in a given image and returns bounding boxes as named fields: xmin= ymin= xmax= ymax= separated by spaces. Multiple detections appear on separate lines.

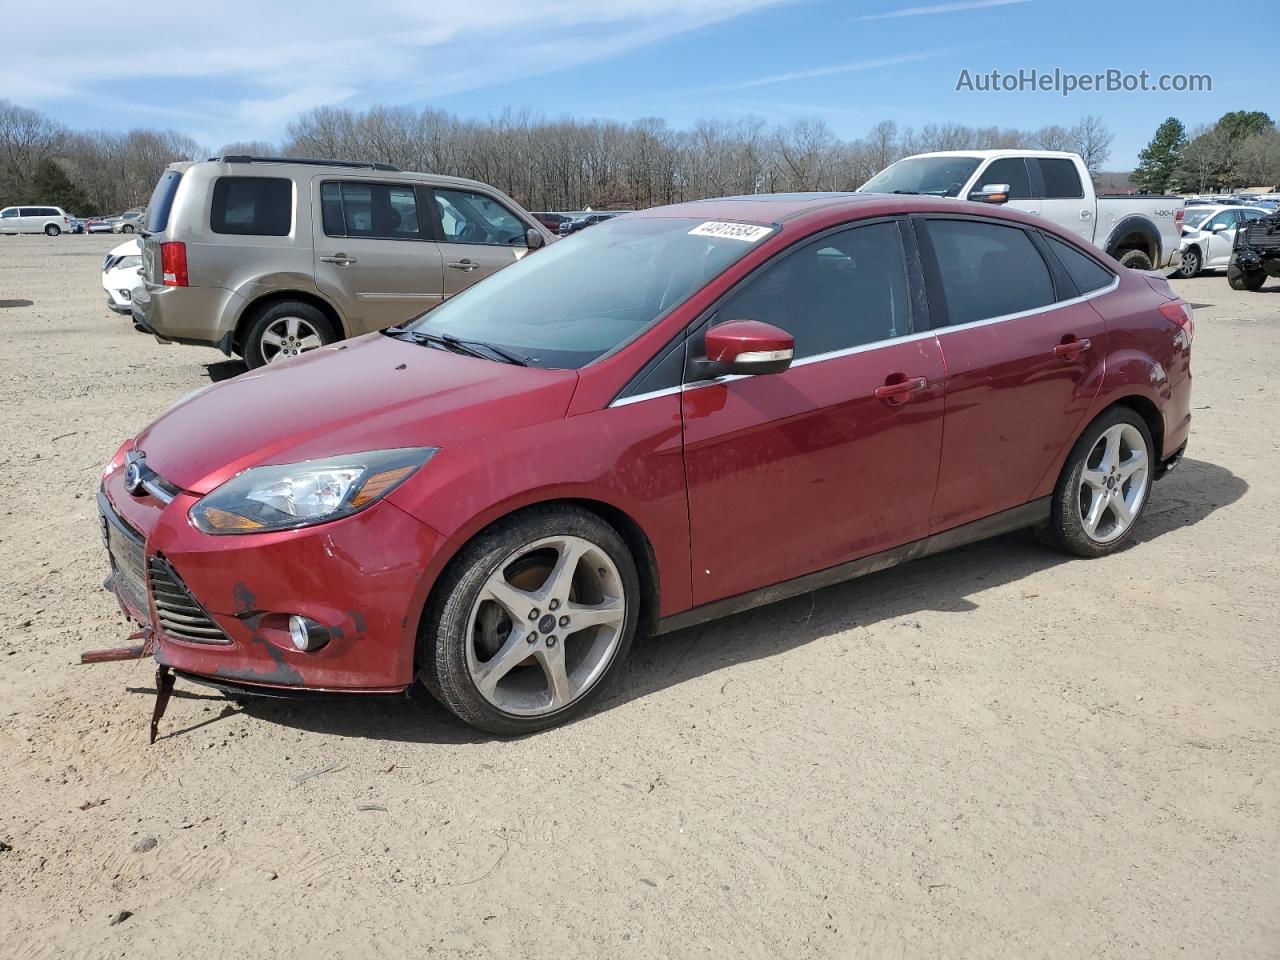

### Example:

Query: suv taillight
xmin=1158 ymin=300 xmax=1194 ymax=344
xmin=160 ymin=242 xmax=188 ymax=287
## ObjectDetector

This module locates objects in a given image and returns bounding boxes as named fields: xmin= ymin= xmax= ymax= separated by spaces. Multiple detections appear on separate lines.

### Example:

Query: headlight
xmin=189 ymin=447 xmax=437 ymax=535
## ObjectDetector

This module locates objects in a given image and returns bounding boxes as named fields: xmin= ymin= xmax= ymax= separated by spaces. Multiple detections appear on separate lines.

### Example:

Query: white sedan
xmin=101 ymin=238 xmax=142 ymax=315
xmin=1175 ymin=204 xmax=1273 ymax=278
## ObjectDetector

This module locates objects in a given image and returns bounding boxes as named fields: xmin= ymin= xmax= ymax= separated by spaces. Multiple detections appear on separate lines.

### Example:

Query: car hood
xmin=135 ymin=333 xmax=579 ymax=494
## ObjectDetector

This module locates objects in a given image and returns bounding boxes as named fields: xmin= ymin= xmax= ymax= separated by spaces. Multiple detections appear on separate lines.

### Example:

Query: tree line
xmin=1 ymin=98 xmax=1122 ymax=214
xmin=1131 ymin=111 xmax=1278 ymax=194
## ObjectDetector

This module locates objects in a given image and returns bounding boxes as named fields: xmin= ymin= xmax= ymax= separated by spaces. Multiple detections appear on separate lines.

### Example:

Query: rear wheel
xmin=1228 ymin=267 xmax=1266 ymax=291
xmin=1117 ymin=248 xmax=1152 ymax=271
xmin=419 ymin=506 xmax=640 ymax=735
xmin=44 ymin=224 xmax=60 ymax=237
xmin=121 ymin=224 xmax=134 ymax=233
xmin=1044 ymin=407 xmax=1153 ymax=558
xmin=1175 ymin=246 xmax=1201 ymax=278
xmin=242 ymin=301 xmax=336 ymax=369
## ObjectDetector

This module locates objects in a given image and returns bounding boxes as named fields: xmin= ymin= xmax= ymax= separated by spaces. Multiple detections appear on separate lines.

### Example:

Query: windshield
xmin=403 ymin=216 xmax=775 ymax=368
xmin=1182 ymin=208 xmax=1215 ymax=229
xmin=860 ymin=156 xmax=982 ymax=197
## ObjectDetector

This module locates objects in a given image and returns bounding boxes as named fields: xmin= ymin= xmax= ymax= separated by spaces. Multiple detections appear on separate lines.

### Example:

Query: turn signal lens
xmin=200 ymin=507 xmax=266 ymax=532
xmin=349 ymin=465 xmax=415 ymax=508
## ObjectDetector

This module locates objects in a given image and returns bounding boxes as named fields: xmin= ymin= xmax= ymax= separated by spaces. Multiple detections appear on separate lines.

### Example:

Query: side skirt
xmin=654 ymin=497 xmax=1051 ymax=635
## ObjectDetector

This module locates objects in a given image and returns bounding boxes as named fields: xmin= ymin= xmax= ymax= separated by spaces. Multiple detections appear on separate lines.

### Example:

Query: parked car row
xmin=99 ymin=186 xmax=1194 ymax=734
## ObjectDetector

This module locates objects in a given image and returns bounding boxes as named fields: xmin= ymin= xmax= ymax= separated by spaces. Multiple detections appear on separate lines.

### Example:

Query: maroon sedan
xmin=99 ymin=193 xmax=1192 ymax=734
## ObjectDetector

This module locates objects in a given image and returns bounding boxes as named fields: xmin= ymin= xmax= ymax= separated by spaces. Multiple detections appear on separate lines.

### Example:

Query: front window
xmin=402 ymin=217 xmax=776 ymax=369
xmin=434 ymin=188 xmax=527 ymax=246
xmin=860 ymin=156 xmax=982 ymax=198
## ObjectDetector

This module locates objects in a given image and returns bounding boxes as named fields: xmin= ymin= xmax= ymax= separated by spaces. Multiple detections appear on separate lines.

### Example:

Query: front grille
xmin=147 ymin=557 xmax=231 ymax=644
xmin=1241 ymin=215 xmax=1280 ymax=252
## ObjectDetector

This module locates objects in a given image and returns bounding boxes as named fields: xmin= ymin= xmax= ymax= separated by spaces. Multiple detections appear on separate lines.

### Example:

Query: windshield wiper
xmin=386 ymin=328 xmax=530 ymax=366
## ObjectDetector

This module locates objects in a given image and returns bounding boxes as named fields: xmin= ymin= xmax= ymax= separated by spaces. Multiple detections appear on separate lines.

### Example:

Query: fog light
xmin=289 ymin=615 xmax=329 ymax=652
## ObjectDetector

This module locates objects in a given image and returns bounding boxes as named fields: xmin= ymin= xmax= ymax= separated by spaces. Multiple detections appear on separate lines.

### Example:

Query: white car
xmin=1174 ymin=204 xmax=1273 ymax=278
xmin=0 ymin=205 xmax=73 ymax=236
xmin=101 ymin=238 xmax=143 ymax=314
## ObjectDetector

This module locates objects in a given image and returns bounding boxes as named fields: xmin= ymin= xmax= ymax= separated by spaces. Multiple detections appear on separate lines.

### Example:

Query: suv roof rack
xmin=212 ymin=155 xmax=401 ymax=172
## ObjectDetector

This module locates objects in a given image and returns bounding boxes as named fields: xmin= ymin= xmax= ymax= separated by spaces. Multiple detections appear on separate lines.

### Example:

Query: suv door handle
xmin=1054 ymin=337 xmax=1091 ymax=361
xmin=320 ymin=254 xmax=356 ymax=265
xmin=447 ymin=259 xmax=479 ymax=272
xmin=874 ymin=376 xmax=928 ymax=404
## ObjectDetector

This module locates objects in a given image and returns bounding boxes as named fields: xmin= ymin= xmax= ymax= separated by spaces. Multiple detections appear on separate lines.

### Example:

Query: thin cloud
xmin=712 ymin=50 xmax=957 ymax=91
xmin=854 ymin=0 xmax=1033 ymax=20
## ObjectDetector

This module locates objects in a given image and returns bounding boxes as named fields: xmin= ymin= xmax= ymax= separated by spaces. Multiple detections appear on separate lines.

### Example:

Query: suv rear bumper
xmin=132 ymin=282 xmax=246 ymax=351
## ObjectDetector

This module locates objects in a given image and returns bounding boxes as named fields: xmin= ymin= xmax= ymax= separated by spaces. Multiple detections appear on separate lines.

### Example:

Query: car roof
xmin=168 ymin=157 xmax=519 ymax=195
xmin=893 ymin=149 xmax=1081 ymax=160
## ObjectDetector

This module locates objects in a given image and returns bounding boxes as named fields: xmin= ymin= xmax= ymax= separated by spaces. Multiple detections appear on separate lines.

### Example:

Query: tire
xmin=1228 ymin=268 xmax=1266 ymax=291
xmin=121 ymin=224 xmax=134 ymax=233
xmin=241 ymin=300 xmax=336 ymax=369
xmin=1175 ymin=246 xmax=1201 ymax=279
xmin=1117 ymin=248 xmax=1152 ymax=271
xmin=44 ymin=224 xmax=60 ymax=237
xmin=1044 ymin=406 xmax=1154 ymax=558
xmin=419 ymin=505 xmax=641 ymax=735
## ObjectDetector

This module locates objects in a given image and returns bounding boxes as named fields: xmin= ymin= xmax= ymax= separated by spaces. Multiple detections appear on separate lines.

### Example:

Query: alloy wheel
xmin=260 ymin=315 xmax=323 ymax=364
xmin=465 ymin=535 xmax=626 ymax=717
xmin=1178 ymin=248 xmax=1200 ymax=278
xmin=1078 ymin=423 xmax=1150 ymax=544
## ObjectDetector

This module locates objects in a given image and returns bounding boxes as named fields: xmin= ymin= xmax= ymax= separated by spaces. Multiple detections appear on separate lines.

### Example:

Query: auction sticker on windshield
xmin=688 ymin=221 xmax=774 ymax=242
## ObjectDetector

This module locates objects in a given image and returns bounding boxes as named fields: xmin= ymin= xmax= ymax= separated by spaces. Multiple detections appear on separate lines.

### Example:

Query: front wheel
xmin=419 ymin=506 xmax=640 ymax=735
xmin=1117 ymin=248 xmax=1152 ymax=271
xmin=120 ymin=224 xmax=134 ymax=233
xmin=44 ymin=224 xmax=60 ymax=237
xmin=1044 ymin=407 xmax=1154 ymax=558
xmin=1228 ymin=267 xmax=1266 ymax=291
xmin=242 ymin=301 xmax=336 ymax=369
xmin=1175 ymin=247 xmax=1201 ymax=279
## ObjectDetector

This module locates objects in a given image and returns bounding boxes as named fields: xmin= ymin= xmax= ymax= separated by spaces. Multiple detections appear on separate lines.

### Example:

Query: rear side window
xmin=1044 ymin=235 xmax=1114 ymax=294
xmin=146 ymin=170 xmax=183 ymax=232
xmin=980 ymin=158 xmax=1032 ymax=200
xmin=714 ymin=220 xmax=913 ymax=359
xmin=1035 ymin=158 xmax=1084 ymax=199
xmin=924 ymin=219 xmax=1055 ymax=325
xmin=321 ymin=181 xmax=421 ymax=240
xmin=211 ymin=177 xmax=292 ymax=236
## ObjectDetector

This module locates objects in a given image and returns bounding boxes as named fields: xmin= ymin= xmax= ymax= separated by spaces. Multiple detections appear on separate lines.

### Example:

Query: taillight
xmin=1175 ymin=208 xmax=1184 ymax=232
xmin=160 ymin=241 xmax=188 ymax=287
xmin=1159 ymin=300 xmax=1194 ymax=344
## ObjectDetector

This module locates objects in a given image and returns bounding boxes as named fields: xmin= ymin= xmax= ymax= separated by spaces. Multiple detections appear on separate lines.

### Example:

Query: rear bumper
xmin=132 ymin=282 xmax=246 ymax=348
xmin=98 ymin=464 xmax=448 ymax=693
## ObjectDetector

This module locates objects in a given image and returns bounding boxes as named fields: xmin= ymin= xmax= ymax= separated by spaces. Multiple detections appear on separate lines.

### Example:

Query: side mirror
xmin=525 ymin=228 xmax=546 ymax=249
xmin=1211 ymin=222 xmax=1230 ymax=233
xmin=704 ymin=320 xmax=794 ymax=376
xmin=969 ymin=183 xmax=1010 ymax=204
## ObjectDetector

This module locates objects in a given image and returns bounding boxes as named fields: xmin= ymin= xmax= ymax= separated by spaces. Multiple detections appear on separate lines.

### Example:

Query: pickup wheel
xmin=1175 ymin=246 xmax=1201 ymax=279
xmin=1228 ymin=267 xmax=1266 ymax=291
xmin=1117 ymin=249 xmax=1152 ymax=271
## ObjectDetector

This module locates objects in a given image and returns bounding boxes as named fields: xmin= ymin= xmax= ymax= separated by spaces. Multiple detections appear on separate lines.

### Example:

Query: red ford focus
xmin=99 ymin=193 xmax=1192 ymax=734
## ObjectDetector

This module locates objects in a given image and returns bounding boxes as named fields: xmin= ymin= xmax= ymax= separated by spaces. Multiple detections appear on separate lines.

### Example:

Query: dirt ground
xmin=0 ymin=233 xmax=1276 ymax=959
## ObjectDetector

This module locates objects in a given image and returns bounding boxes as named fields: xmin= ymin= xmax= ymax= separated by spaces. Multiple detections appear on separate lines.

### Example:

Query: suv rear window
xmin=210 ymin=177 xmax=292 ymax=236
xmin=146 ymin=170 xmax=183 ymax=233
xmin=924 ymin=219 xmax=1055 ymax=325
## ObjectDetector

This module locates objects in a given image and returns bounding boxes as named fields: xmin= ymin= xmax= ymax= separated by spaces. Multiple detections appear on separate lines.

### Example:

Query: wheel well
xmin=1106 ymin=222 xmax=1159 ymax=262
xmin=233 ymin=291 xmax=344 ymax=355
xmin=413 ymin=498 xmax=662 ymax=676
xmin=1104 ymin=396 xmax=1164 ymax=461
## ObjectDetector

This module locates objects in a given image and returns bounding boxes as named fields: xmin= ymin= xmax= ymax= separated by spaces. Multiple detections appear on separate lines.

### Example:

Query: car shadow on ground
xmin=206 ymin=359 xmax=248 ymax=382
xmin=224 ymin=457 xmax=1246 ymax=745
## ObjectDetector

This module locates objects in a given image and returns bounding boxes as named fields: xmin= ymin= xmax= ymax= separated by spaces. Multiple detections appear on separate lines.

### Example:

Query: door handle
xmin=874 ymin=376 xmax=928 ymax=404
xmin=447 ymin=259 xmax=479 ymax=272
xmin=1080 ymin=209 xmax=1093 ymax=220
xmin=320 ymin=254 xmax=356 ymax=265
xmin=1053 ymin=337 xmax=1092 ymax=361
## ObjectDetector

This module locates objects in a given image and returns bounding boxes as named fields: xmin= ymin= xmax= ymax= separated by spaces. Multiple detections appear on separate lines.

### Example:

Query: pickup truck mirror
xmin=970 ymin=183 xmax=1010 ymax=205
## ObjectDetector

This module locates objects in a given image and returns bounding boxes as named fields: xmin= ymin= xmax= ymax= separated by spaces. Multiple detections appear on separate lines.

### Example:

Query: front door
xmin=1202 ymin=209 xmax=1241 ymax=268
xmin=0 ymin=208 xmax=18 ymax=234
xmin=682 ymin=220 xmax=946 ymax=607
xmin=428 ymin=187 xmax=532 ymax=298
xmin=312 ymin=177 xmax=446 ymax=334
xmin=977 ymin=157 xmax=1041 ymax=220
xmin=918 ymin=217 xmax=1108 ymax=531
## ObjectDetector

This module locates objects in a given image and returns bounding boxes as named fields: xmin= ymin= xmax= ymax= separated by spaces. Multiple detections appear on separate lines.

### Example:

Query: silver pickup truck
xmin=861 ymin=150 xmax=1184 ymax=271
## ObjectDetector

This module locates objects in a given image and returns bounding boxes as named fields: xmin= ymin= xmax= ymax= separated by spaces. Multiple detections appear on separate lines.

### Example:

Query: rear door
xmin=918 ymin=216 xmax=1111 ymax=531
xmin=1032 ymin=157 xmax=1094 ymax=243
xmin=976 ymin=158 xmax=1040 ymax=219
xmin=17 ymin=207 xmax=39 ymax=233
xmin=312 ymin=177 xmax=446 ymax=333
xmin=682 ymin=219 xmax=946 ymax=606
xmin=428 ymin=187 xmax=533 ymax=297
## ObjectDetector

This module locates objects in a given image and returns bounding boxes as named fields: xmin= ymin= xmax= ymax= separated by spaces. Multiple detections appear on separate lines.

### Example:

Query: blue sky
xmin=4 ymin=0 xmax=1270 ymax=167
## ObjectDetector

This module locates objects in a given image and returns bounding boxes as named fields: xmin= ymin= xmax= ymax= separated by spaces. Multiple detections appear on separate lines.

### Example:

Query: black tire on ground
xmin=1117 ymin=248 xmax=1153 ymax=271
xmin=1227 ymin=267 xmax=1266 ymax=291
xmin=121 ymin=224 xmax=134 ymax=233
xmin=44 ymin=224 xmax=60 ymax=237
xmin=418 ymin=505 xmax=641 ymax=736
xmin=1043 ymin=405 xmax=1154 ymax=559
xmin=1175 ymin=246 xmax=1200 ymax=279
xmin=241 ymin=300 xmax=336 ymax=370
